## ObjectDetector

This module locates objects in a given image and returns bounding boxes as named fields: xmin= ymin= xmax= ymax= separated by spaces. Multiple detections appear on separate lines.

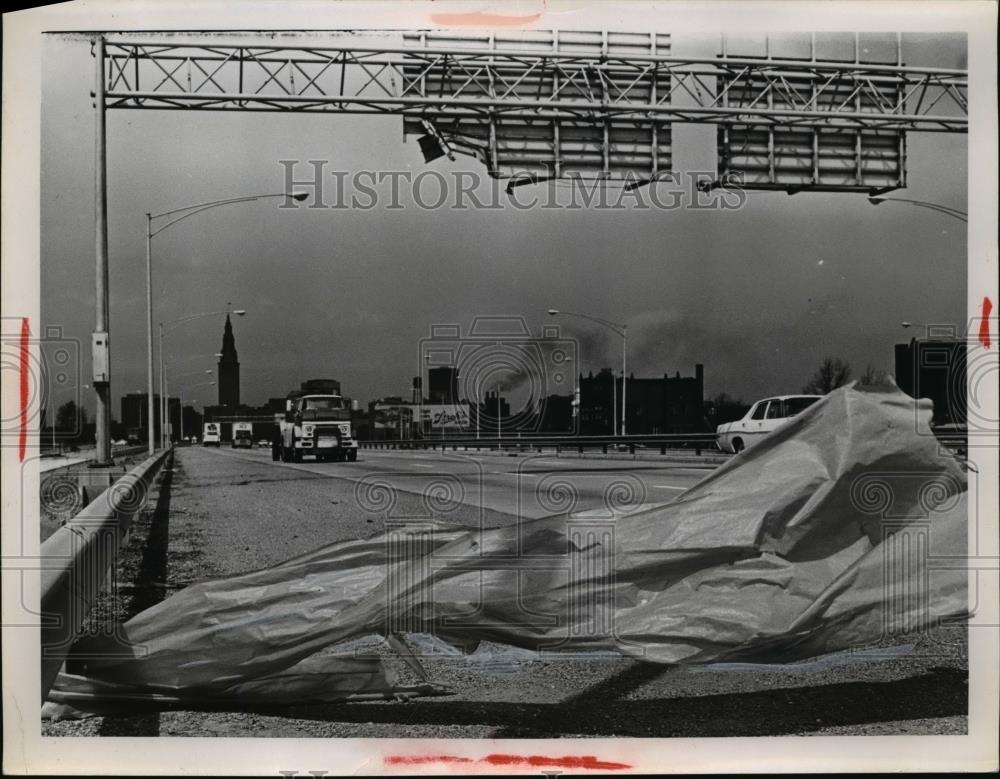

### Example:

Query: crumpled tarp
xmin=44 ymin=384 xmax=968 ymax=718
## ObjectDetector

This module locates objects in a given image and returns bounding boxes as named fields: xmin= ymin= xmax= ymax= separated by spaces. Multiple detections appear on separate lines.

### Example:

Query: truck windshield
xmin=302 ymin=398 xmax=343 ymax=410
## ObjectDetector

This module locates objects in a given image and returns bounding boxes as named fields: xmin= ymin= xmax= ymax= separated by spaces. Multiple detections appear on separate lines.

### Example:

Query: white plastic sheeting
xmin=44 ymin=385 xmax=967 ymax=718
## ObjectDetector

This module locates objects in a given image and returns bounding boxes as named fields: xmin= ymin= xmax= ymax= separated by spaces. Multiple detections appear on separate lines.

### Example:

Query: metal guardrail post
xmin=39 ymin=448 xmax=173 ymax=700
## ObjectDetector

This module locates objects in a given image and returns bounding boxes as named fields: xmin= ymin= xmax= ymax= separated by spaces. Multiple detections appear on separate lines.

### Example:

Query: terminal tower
xmin=217 ymin=314 xmax=240 ymax=407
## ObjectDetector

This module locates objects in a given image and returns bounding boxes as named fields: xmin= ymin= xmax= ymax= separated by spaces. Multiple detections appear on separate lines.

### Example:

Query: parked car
xmin=716 ymin=395 xmax=822 ymax=454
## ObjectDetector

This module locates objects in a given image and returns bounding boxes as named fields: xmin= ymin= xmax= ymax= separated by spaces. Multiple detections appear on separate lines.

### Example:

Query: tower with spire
xmin=217 ymin=313 xmax=240 ymax=407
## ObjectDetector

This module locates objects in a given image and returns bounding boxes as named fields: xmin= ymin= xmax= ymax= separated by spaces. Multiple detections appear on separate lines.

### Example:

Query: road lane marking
xmin=569 ymin=501 xmax=673 ymax=518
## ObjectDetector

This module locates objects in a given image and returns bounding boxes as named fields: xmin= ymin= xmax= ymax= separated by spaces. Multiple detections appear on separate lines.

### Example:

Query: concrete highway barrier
xmin=39 ymin=447 xmax=173 ymax=699
xmin=358 ymin=433 xmax=720 ymax=457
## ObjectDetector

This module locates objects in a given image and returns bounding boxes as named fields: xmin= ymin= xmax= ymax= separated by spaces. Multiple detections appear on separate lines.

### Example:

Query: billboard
xmin=420 ymin=404 xmax=471 ymax=430
xmin=402 ymin=30 xmax=673 ymax=180
xmin=372 ymin=403 xmax=471 ymax=432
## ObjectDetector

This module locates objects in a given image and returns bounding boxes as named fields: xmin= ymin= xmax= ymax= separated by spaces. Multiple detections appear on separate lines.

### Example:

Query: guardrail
xmin=110 ymin=443 xmax=153 ymax=459
xmin=39 ymin=447 xmax=173 ymax=699
xmin=359 ymin=433 xmax=721 ymax=457
xmin=359 ymin=426 xmax=969 ymax=460
xmin=41 ymin=442 xmax=151 ymax=461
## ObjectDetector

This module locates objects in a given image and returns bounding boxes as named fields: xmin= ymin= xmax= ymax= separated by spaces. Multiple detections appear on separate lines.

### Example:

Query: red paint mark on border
xmin=19 ymin=318 xmax=30 ymax=462
xmin=430 ymin=11 xmax=542 ymax=26
xmin=385 ymin=753 xmax=630 ymax=770
xmin=386 ymin=755 xmax=472 ymax=766
xmin=979 ymin=296 xmax=993 ymax=348
xmin=484 ymin=754 xmax=630 ymax=770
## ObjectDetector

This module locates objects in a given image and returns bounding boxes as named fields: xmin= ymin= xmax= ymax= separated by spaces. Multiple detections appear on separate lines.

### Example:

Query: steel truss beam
xmin=100 ymin=39 xmax=968 ymax=133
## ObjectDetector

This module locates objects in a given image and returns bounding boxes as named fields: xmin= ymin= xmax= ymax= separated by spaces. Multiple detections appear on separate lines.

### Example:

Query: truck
xmin=273 ymin=393 xmax=359 ymax=463
xmin=232 ymin=421 xmax=254 ymax=449
xmin=202 ymin=422 xmax=221 ymax=446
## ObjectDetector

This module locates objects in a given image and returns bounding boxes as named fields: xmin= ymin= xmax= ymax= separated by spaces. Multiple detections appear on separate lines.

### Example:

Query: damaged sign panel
xmin=401 ymin=30 xmax=673 ymax=181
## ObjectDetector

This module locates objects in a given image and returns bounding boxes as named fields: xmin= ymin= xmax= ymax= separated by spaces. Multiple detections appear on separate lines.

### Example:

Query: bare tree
xmin=859 ymin=363 xmax=894 ymax=386
xmin=707 ymin=392 xmax=750 ymax=425
xmin=802 ymin=358 xmax=852 ymax=394
xmin=55 ymin=400 xmax=86 ymax=432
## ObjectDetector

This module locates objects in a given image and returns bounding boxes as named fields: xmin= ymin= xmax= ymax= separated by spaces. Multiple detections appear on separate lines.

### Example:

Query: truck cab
xmin=273 ymin=394 xmax=359 ymax=463
xmin=232 ymin=421 xmax=254 ymax=448
xmin=202 ymin=422 xmax=221 ymax=446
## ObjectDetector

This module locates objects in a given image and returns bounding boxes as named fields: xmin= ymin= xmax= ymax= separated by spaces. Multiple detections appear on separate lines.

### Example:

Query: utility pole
xmin=145 ymin=213 xmax=155 ymax=455
xmin=92 ymin=35 xmax=112 ymax=465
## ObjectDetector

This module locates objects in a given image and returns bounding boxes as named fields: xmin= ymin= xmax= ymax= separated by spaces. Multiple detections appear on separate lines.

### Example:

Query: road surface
xmin=43 ymin=445 xmax=967 ymax=738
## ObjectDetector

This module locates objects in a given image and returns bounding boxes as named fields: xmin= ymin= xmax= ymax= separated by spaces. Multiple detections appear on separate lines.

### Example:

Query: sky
xmin=39 ymin=27 xmax=969 ymax=417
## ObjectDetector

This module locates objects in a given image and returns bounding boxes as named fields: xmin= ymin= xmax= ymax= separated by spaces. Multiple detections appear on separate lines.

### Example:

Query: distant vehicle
xmin=716 ymin=395 xmax=822 ymax=454
xmin=231 ymin=421 xmax=254 ymax=449
xmin=273 ymin=393 xmax=359 ymax=463
xmin=611 ymin=442 xmax=652 ymax=451
xmin=202 ymin=422 xmax=221 ymax=447
xmin=257 ymin=439 xmax=270 ymax=448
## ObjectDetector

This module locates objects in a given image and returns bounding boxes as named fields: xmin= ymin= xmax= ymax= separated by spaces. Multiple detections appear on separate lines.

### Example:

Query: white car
xmin=716 ymin=395 xmax=823 ymax=454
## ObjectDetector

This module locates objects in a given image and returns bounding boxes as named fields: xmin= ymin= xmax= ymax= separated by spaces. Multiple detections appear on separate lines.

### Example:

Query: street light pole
xmin=166 ymin=369 xmax=212 ymax=446
xmin=164 ymin=373 xmax=170 ymax=447
xmin=145 ymin=213 xmax=155 ymax=455
xmin=158 ymin=321 xmax=164 ymax=450
xmin=900 ymin=320 xmax=959 ymax=339
xmin=868 ymin=196 xmax=967 ymax=223
xmin=619 ymin=326 xmax=628 ymax=437
xmin=159 ymin=309 xmax=246 ymax=449
xmin=146 ymin=192 xmax=303 ymax=454
xmin=176 ymin=380 xmax=215 ymax=442
xmin=548 ymin=309 xmax=628 ymax=436
xmin=611 ymin=369 xmax=617 ymax=436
